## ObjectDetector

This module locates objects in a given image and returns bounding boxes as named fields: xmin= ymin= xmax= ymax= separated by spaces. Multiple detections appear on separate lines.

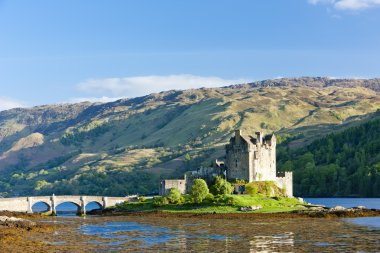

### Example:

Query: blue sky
xmin=1 ymin=0 xmax=380 ymax=110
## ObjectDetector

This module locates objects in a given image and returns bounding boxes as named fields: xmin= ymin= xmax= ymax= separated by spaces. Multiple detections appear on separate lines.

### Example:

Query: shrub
xmin=138 ymin=196 xmax=147 ymax=202
xmin=245 ymin=183 xmax=258 ymax=196
xmin=203 ymin=193 xmax=215 ymax=204
xmin=245 ymin=181 xmax=285 ymax=197
xmin=210 ymin=176 xmax=234 ymax=196
xmin=190 ymin=179 xmax=209 ymax=203
xmin=152 ymin=196 xmax=169 ymax=206
xmin=178 ymin=196 xmax=186 ymax=204
xmin=225 ymin=196 xmax=238 ymax=206
xmin=213 ymin=194 xmax=227 ymax=205
xmin=167 ymin=188 xmax=181 ymax=204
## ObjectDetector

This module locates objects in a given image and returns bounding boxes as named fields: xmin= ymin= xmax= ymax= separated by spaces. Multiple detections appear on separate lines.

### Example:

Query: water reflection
xmin=81 ymin=221 xmax=236 ymax=250
xmin=250 ymin=232 xmax=294 ymax=253
xmin=33 ymin=215 xmax=380 ymax=252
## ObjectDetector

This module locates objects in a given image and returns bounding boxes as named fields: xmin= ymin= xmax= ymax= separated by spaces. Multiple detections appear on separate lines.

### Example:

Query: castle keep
xmin=160 ymin=130 xmax=293 ymax=197
xmin=226 ymin=130 xmax=277 ymax=182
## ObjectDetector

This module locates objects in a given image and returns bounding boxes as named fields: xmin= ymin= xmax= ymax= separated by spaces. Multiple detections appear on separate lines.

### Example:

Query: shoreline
xmin=89 ymin=208 xmax=380 ymax=219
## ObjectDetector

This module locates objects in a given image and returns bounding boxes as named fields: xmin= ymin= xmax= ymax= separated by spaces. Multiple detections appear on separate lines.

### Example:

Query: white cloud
xmin=309 ymin=0 xmax=335 ymax=4
xmin=77 ymin=74 xmax=247 ymax=98
xmin=69 ymin=96 xmax=125 ymax=104
xmin=0 ymin=97 xmax=25 ymax=111
xmin=308 ymin=0 xmax=380 ymax=10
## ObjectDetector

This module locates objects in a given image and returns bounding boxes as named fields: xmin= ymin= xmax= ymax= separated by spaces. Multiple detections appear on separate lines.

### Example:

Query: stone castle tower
xmin=160 ymin=129 xmax=293 ymax=197
xmin=225 ymin=130 xmax=292 ymax=196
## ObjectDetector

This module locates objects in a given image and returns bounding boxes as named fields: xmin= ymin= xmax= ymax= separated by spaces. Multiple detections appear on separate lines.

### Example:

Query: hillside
xmin=0 ymin=77 xmax=380 ymax=197
xmin=278 ymin=116 xmax=380 ymax=197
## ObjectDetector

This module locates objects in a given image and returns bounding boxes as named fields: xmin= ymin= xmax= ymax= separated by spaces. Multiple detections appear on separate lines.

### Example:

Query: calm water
xmin=32 ymin=198 xmax=380 ymax=252
xmin=305 ymin=198 xmax=380 ymax=209
xmin=306 ymin=198 xmax=380 ymax=229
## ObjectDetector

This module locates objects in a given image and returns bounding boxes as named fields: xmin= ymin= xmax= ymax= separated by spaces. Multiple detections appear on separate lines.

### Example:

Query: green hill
xmin=0 ymin=77 xmax=380 ymax=197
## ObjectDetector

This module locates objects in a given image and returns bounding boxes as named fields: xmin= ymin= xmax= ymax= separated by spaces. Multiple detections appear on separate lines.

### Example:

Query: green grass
xmin=115 ymin=195 xmax=306 ymax=214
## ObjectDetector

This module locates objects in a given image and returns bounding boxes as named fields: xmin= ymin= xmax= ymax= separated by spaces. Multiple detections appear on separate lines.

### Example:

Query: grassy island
xmin=115 ymin=194 xmax=305 ymax=214
xmin=115 ymin=178 xmax=306 ymax=214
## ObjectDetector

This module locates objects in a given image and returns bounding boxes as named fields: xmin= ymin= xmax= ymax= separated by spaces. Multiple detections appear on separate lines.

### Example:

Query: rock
xmin=356 ymin=206 xmax=366 ymax=209
xmin=239 ymin=205 xmax=262 ymax=212
xmin=304 ymin=204 xmax=326 ymax=209
xmin=0 ymin=215 xmax=36 ymax=228
xmin=331 ymin=206 xmax=346 ymax=211
xmin=297 ymin=197 xmax=304 ymax=203
xmin=309 ymin=206 xmax=325 ymax=211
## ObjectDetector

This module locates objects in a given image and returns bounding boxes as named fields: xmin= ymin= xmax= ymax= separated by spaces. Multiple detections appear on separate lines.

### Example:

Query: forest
xmin=277 ymin=119 xmax=380 ymax=197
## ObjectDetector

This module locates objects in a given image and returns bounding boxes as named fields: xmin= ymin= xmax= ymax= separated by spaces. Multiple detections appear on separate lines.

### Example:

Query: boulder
xmin=239 ymin=205 xmax=263 ymax=212
xmin=331 ymin=205 xmax=346 ymax=211
xmin=309 ymin=206 xmax=325 ymax=211
xmin=0 ymin=216 xmax=36 ymax=228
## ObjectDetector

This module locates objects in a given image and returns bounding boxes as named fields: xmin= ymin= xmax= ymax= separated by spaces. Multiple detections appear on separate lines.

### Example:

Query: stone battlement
xmin=276 ymin=171 xmax=293 ymax=178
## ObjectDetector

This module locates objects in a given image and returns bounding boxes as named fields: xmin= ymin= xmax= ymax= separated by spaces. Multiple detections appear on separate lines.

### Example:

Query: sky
xmin=1 ymin=0 xmax=380 ymax=110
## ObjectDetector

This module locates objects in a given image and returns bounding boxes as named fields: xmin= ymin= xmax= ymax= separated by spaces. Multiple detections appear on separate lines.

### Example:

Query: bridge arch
xmin=55 ymin=201 xmax=82 ymax=215
xmin=31 ymin=201 xmax=51 ymax=213
xmin=55 ymin=199 xmax=82 ymax=207
xmin=85 ymin=201 xmax=103 ymax=212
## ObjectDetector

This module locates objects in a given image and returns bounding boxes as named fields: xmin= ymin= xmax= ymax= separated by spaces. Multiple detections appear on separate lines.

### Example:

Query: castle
xmin=160 ymin=130 xmax=293 ymax=197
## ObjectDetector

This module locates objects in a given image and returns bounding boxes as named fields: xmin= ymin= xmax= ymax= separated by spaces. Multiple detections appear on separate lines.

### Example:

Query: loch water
xmin=33 ymin=198 xmax=380 ymax=252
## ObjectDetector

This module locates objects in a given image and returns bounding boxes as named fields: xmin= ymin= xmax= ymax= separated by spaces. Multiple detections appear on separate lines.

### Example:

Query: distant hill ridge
xmin=234 ymin=77 xmax=380 ymax=92
xmin=2 ymin=77 xmax=380 ymax=115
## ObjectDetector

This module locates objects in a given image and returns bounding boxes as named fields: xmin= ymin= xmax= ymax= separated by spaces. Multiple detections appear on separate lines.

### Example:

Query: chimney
xmin=255 ymin=131 xmax=262 ymax=144
xmin=235 ymin=129 xmax=241 ymax=144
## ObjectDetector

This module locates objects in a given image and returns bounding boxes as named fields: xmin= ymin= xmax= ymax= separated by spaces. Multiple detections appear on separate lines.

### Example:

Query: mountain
xmin=0 ymin=77 xmax=380 ymax=197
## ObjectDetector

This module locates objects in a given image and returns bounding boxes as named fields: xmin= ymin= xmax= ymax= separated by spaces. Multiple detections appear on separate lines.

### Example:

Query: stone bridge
xmin=0 ymin=195 xmax=137 ymax=215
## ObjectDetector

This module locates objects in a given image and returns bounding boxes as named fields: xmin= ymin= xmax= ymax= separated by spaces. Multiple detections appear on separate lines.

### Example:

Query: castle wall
xmin=159 ymin=179 xmax=186 ymax=196
xmin=185 ymin=167 xmax=224 ymax=192
xmin=253 ymin=143 xmax=276 ymax=181
xmin=275 ymin=172 xmax=293 ymax=197
xmin=226 ymin=142 xmax=250 ymax=182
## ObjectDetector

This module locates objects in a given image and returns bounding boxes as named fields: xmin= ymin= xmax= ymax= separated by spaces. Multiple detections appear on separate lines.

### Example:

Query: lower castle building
xmin=159 ymin=130 xmax=293 ymax=197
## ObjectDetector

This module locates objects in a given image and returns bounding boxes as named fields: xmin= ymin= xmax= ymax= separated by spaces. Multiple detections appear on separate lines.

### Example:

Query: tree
xmin=166 ymin=188 xmax=181 ymax=204
xmin=184 ymin=153 xmax=191 ymax=162
xmin=34 ymin=180 xmax=50 ymax=191
xmin=190 ymin=179 xmax=209 ymax=203
xmin=153 ymin=196 xmax=169 ymax=206
xmin=210 ymin=176 xmax=233 ymax=196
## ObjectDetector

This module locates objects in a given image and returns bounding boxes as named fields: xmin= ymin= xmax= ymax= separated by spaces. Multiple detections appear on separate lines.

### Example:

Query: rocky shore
xmin=0 ymin=215 xmax=37 ymax=230
xmin=0 ymin=212 xmax=59 ymax=252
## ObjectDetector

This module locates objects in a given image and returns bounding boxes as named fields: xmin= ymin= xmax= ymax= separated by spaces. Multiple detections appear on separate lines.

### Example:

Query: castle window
xmin=236 ymin=160 xmax=238 ymax=167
